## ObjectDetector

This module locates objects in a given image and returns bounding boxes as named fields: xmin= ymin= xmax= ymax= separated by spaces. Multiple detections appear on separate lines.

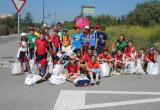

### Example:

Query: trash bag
xmin=100 ymin=63 xmax=110 ymax=77
xmin=124 ymin=61 xmax=136 ymax=74
xmin=73 ymin=76 xmax=90 ymax=87
xmin=48 ymin=61 xmax=53 ymax=74
xmin=24 ymin=74 xmax=42 ymax=86
xmin=12 ymin=61 xmax=22 ymax=75
xmin=49 ymin=74 xmax=66 ymax=85
xmin=52 ymin=64 xmax=64 ymax=75
xmin=29 ymin=59 xmax=36 ymax=74
xmin=135 ymin=59 xmax=145 ymax=74
xmin=146 ymin=62 xmax=160 ymax=75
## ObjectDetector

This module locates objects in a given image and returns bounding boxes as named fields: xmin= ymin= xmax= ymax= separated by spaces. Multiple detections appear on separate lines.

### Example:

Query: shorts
xmin=18 ymin=51 xmax=28 ymax=62
xmin=36 ymin=54 xmax=46 ymax=63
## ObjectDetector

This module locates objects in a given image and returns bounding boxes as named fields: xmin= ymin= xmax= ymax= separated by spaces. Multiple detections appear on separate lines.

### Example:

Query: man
xmin=27 ymin=28 xmax=38 ymax=59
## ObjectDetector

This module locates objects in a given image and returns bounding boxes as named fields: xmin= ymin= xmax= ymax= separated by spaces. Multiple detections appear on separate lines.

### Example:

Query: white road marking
xmin=53 ymin=90 xmax=160 ymax=110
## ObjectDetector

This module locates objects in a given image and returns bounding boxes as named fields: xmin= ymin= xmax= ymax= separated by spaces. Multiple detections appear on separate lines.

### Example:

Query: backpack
xmin=74 ymin=76 xmax=90 ymax=87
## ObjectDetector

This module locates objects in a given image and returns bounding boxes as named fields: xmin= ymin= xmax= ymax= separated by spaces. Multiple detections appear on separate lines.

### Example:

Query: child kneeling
xmin=65 ymin=56 xmax=80 ymax=82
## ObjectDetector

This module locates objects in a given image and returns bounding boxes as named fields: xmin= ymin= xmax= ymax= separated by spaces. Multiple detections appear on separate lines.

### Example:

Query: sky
xmin=0 ymin=0 xmax=148 ymax=24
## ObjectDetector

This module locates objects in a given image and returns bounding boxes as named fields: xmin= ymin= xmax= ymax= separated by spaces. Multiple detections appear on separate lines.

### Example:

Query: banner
xmin=75 ymin=18 xmax=89 ymax=28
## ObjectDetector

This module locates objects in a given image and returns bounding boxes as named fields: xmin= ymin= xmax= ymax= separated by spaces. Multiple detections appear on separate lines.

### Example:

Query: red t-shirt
xmin=51 ymin=34 xmax=60 ymax=48
xmin=147 ymin=53 xmax=155 ymax=62
xmin=124 ymin=46 xmax=138 ymax=58
xmin=45 ymin=33 xmax=51 ymax=40
xmin=87 ymin=61 xmax=100 ymax=69
xmin=98 ymin=53 xmax=112 ymax=61
xmin=82 ymin=53 xmax=92 ymax=63
xmin=114 ymin=54 xmax=123 ymax=61
xmin=66 ymin=63 xmax=80 ymax=75
xmin=35 ymin=39 xmax=47 ymax=55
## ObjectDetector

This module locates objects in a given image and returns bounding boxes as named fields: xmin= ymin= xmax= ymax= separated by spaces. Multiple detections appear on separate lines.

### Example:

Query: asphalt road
xmin=0 ymin=35 xmax=160 ymax=110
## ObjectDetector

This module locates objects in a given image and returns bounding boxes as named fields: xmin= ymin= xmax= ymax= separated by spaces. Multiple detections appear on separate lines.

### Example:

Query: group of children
xmin=17 ymin=22 xmax=159 ymax=85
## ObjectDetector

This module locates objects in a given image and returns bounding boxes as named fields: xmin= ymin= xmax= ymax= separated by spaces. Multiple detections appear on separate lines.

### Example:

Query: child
xmin=86 ymin=55 xmax=101 ymax=85
xmin=146 ymin=47 xmax=157 ymax=63
xmin=65 ymin=56 xmax=80 ymax=82
xmin=98 ymin=48 xmax=113 ymax=67
xmin=60 ymin=28 xmax=71 ymax=51
xmin=89 ymin=26 xmax=97 ymax=51
xmin=51 ymin=29 xmax=60 ymax=52
xmin=18 ymin=33 xmax=30 ymax=73
xmin=37 ymin=58 xmax=49 ymax=81
xmin=113 ymin=50 xmax=125 ymax=74
xmin=124 ymin=40 xmax=138 ymax=62
xmin=71 ymin=27 xmax=83 ymax=54
xmin=138 ymin=48 xmax=147 ymax=70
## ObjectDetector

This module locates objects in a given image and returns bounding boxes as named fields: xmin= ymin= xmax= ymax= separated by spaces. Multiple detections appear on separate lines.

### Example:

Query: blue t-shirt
xmin=89 ymin=32 xmax=96 ymax=46
xmin=81 ymin=33 xmax=88 ymax=45
xmin=71 ymin=33 xmax=83 ymax=49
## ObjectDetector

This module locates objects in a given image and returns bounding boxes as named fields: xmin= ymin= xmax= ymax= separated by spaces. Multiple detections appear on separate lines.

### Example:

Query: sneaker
xmin=95 ymin=79 xmax=100 ymax=85
xmin=90 ymin=80 xmax=94 ymax=85
xmin=111 ymin=71 xmax=116 ymax=75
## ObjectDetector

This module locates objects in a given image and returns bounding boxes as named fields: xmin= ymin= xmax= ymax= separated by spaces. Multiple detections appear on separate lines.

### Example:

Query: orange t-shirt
xmin=60 ymin=35 xmax=71 ymax=47
xmin=87 ymin=61 xmax=100 ymax=69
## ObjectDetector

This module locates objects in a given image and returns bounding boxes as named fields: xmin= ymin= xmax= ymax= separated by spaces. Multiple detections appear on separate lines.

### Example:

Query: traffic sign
xmin=12 ymin=0 xmax=26 ymax=13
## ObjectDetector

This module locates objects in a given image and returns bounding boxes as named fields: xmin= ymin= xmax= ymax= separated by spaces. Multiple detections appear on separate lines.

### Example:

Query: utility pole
xmin=42 ymin=0 xmax=45 ymax=25
xmin=54 ymin=12 xmax=56 ymax=26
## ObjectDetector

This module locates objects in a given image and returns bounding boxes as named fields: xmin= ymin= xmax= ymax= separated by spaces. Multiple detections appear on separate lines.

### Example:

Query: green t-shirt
xmin=116 ymin=40 xmax=128 ymax=51
xmin=27 ymin=34 xmax=38 ymax=49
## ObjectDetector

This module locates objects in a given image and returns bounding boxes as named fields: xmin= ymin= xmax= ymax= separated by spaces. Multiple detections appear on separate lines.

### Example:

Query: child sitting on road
xmin=86 ymin=55 xmax=101 ymax=85
xmin=65 ymin=56 xmax=80 ymax=82
xmin=37 ymin=58 xmax=49 ymax=81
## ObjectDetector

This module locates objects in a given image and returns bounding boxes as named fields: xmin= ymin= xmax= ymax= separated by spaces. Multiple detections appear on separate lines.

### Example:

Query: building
xmin=0 ymin=13 xmax=13 ymax=19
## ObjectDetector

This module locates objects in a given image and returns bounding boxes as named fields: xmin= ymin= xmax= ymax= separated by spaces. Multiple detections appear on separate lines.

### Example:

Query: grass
xmin=68 ymin=25 xmax=160 ymax=53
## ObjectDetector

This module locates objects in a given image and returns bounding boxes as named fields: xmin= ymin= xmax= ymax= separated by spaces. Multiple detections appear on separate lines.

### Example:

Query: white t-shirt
xmin=20 ymin=41 xmax=27 ymax=52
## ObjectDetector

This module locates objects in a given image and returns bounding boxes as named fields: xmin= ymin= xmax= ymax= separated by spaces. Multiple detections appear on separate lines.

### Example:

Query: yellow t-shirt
xmin=60 ymin=35 xmax=71 ymax=47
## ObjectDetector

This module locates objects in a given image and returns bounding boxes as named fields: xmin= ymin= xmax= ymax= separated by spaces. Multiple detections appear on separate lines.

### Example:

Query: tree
xmin=126 ymin=0 xmax=160 ymax=26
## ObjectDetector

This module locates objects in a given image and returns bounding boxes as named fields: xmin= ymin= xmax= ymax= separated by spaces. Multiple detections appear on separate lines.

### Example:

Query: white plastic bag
xmin=52 ymin=64 xmax=64 ymax=75
xmin=12 ymin=61 xmax=22 ymax=75
xmin=48 ymin=61 xmax=53 ymax=74
xmin=124 ymin=61 xmax=136 ymax=74
xmin=100 ymin=63 xmax=110 ymax=77
xmin=135 ymin=59 xmax=145 ymax=74
xmin=49 ymin=74 xmax=66 ymax=85
xmin=29 ymin=59 xmax=36 ymax=74
xmin=24 ymin=74 xmax=42 ymax=86
xmin=146 ymin=62 xmax=160 ymax=75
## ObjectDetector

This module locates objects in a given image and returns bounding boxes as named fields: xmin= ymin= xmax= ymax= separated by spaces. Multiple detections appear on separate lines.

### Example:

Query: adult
xmin=112 ymin=34 xmax=127 ymax=54
xmin=27 ymin=28 xmax=38 ymax=59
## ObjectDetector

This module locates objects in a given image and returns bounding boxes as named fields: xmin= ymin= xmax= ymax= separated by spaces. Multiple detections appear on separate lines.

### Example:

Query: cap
xmin=52 ymin=50 xmax=57 ymax=55
xmin=20 ymin=33 xmax=26 ymax=36
xmin=149 ymin=47 xmax=156 ymax=52
xmin=39 ymin=58 xmax=47 ymax=66
xmin=84 ymin=26 xmax=90 ymax=29
xmin=103 ymin=48 xmax=109 ymax=52
xmin=83 ymin=44 xmax=89 ymax=47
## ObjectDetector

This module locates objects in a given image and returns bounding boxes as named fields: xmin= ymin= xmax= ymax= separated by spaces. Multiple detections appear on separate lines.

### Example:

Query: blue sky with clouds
xmin=0 ymin=0 xmax=148 ymax=24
